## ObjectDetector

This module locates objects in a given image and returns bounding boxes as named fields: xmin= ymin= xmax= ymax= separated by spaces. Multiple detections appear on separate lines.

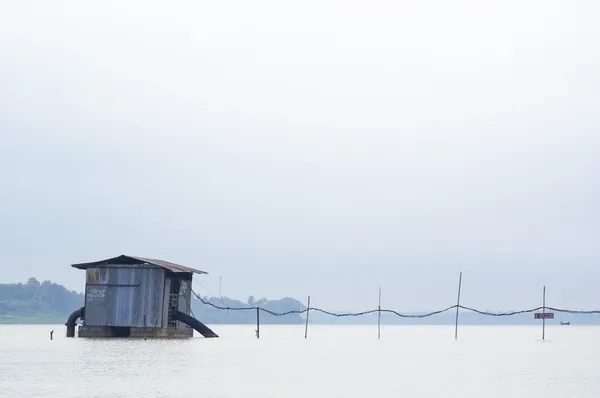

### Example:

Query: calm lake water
xmin=0 ymin=324 xmax=598 ymax=397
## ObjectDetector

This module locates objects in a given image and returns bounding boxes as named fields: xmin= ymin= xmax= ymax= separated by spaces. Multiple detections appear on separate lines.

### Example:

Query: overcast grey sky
xmin=1 ymin=0 xmax=598 ymax=311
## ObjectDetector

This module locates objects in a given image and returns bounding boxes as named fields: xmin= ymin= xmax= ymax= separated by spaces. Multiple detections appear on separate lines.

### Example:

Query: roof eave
xmin=70 ymin=255 xmax=209 ymax=275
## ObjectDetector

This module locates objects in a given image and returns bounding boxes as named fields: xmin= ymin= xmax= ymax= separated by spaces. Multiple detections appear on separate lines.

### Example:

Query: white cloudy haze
xmin=0 ymin=0 xmax=598 ymax=311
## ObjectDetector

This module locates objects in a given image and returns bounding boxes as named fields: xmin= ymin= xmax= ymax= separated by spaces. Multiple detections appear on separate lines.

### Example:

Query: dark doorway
xmin=110 ymin=327 xmax=131 ymax=337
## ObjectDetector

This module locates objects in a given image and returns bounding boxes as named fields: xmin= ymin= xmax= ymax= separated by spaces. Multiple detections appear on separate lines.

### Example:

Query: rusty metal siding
xmin=86 ymin=268 xmax=141 ymax=286
xmin=84 ymin=285 xmax=108 ymax=325
xmin=84 ymin=267 xmax=165 ymax=327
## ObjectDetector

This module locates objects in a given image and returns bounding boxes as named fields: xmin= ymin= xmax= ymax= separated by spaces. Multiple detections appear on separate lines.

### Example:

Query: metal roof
xmin=71 ymin=254 xmax=208 ymax=274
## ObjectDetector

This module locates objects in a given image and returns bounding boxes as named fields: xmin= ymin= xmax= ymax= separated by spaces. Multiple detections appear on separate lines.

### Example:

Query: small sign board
xmin=534 ymin=312 xmax=554 ymax=319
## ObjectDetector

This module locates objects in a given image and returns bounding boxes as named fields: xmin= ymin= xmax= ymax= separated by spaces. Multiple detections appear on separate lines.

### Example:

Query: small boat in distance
xmin=560 ymin=321 xmax=570 ymax=325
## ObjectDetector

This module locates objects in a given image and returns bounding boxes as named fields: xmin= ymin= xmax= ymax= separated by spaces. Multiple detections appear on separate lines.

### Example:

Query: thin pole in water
xmin=304 ymin=296 xmax=311 ymax=339
xmin=256 ymin=307 xmax=260 ymax=339
xmin=378 ymin=286 xmax=382 ymax=339
xmin=542 ymin=286 xmax=546 ymax=341
xmin=454 ymin=271 xmax=463 ymax=340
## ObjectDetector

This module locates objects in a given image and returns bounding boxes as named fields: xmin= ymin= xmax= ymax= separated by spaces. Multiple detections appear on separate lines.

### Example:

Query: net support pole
xmin=256 ymin=307 xmax=260 ymax=339
xmin=378 ymin=287 xmax=382 ymax=339
xmin=454 ymin=271 xmax=463 ymax=340
xmin=304 ymin=296 xmax=311 ymax=339
xmin=542 ymin=286 xmax=546 ymax=341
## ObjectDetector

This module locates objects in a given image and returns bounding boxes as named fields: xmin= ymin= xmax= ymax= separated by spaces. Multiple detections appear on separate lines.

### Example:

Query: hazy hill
xmin=191 ymin=295 xmax=305 ymax=324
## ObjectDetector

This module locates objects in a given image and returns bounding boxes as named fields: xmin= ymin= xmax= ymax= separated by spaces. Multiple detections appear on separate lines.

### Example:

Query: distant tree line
xmin=0 ymin=277 xmax=84 ymax=322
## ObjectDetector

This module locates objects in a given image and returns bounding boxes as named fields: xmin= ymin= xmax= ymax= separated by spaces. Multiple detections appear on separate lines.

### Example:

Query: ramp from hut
xmin=172 ymin=310 xmax=219 ymax=338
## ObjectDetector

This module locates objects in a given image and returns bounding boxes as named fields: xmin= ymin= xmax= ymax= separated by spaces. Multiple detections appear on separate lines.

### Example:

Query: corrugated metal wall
xmin=84 ymin=267 xmax=165 ymax=327
xmin=162 ymin=279 xmax=171 ymax=328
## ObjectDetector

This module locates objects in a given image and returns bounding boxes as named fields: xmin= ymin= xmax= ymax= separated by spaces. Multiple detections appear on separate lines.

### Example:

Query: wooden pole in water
xmin=454 ymin=271 xmax=463 ymax=340
xmin=542 ymin=286 xmax=546 ymax=341
xmin=378 ymin=286 xmax=382 ymax=339
xmin=304 ymin=296 xmax=311 ymax=338
xmin=256 ymin=307 xmax=260 ymax=339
